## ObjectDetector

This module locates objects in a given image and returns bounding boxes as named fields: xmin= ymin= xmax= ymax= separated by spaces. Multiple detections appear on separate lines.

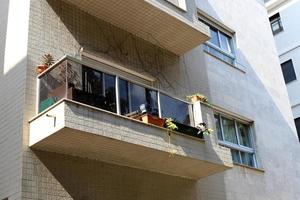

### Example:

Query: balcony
xmin=29 ymin=56 xmax=232 ymax=179
xmin=62 ymin=0 xmax=210 ymax=55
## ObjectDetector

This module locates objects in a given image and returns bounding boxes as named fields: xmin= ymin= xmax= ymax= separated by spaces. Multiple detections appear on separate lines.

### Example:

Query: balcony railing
xmin=38 ymin=56 xmax=202 ymax=139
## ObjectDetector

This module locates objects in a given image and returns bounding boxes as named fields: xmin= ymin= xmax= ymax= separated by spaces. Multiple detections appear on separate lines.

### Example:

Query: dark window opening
xmin=295 ymin=118 xmax=300 ymax=142
xmin=281 ymin=59 xmax=297 ymax=84
xmin=269 ymin=13 xmax=283 ymax=35
xmin=72 ymin=66 xmax=117 ymax=113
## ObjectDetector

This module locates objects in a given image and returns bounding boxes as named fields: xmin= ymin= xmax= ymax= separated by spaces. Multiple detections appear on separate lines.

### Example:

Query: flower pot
xmin=189 ymin=95 xmax=207 ymax=103
xmin=36 ymin=64 xmax=48 ymax=74
xmin=165 ymin=121 xmax=203 ymax=139
xmin=139 ymin=114 xmax=165 ymax=127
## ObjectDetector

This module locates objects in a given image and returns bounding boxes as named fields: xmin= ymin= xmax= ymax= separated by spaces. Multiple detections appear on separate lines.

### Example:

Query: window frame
xmin=294 ymin=117 xmax=300 ymax=142
xmin=281 ymin=59 xmax=297 ymax=84
xmin=215 ymin=113 xmax=258 ymax=168
xmin=198 ymin=17 xmax=237 ymax=66
xmin=269 ymin=13 xmax=284 ymax=35
xmin=165 ymin=0 xmax=187 ymax=11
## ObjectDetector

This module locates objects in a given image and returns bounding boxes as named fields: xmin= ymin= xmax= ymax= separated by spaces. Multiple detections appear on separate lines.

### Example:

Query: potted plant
xmin=36 ymin=53 xmax=55 ymax=74
xmin=196 ymin=122 xmax=213 ymax=135
xmin=186 ymin=93 xmax=209 ymax=104
xmin=139 ymin=113 xmax=165 ymax=127
xmin=165 ymin=118 xmax=178 ymax=133
xmin=165 ymin=118 xmax=178 ymax=155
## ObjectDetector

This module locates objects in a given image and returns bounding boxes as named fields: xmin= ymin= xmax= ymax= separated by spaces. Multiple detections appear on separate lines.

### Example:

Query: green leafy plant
xmin=165 ymin=118 xmax=178 ymax=131
xmin=42 ymin=53 xmax=55 ymax=67
xmin=196 ymin=122 xmax=213 ymax=135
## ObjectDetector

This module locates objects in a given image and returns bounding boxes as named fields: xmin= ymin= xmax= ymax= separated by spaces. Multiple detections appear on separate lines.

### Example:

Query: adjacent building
xmin=266 ymin=0 xmax=300 ymax=140
xmin=1 ymin=0 xmax=300 ymax=199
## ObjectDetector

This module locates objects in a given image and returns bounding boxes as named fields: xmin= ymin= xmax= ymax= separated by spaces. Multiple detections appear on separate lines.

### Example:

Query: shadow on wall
xmin=34 ymin=150 xmax=200 ymax=200
xmin=45 ymin=0 xmax=198 ymax=97
xmin=0 ymin=0 xmax=10 ymax=75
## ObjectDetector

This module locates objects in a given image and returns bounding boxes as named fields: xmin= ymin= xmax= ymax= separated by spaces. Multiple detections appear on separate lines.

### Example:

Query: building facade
xmin=0 ymin=0 xmax=300 ymax=199
xmin=267 ymin=0 xmax=300 ymax=140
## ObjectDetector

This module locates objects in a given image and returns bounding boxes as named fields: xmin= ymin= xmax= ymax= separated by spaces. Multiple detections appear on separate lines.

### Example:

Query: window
xmin=295 ymin=118 xmax=300 ymax=142
xmin=281 ymin=59 xmax=297 ymax=84
xmin=165 ymin=0 xmax=187 ymax=11
xmin=160 ymin=93 xmax=190 ymax=125
xmin=269 ymin=13 xmax=283 ymax=35
xmin=199 ymin=18 xmax=235 ymax=65
xmin=71 ymin=66 xmax=117 ymax=113
xmin=119 ymin=79 xmax=158 ymax=116
xmin=214 ymin=114 xmax=257 ymax=168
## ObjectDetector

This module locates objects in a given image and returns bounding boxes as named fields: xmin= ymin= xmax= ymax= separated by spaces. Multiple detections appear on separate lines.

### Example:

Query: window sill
xmin=233 ymin=162 xmax=265 ymax=173
xmin=204 ymin=50 xmax=246 ymax=73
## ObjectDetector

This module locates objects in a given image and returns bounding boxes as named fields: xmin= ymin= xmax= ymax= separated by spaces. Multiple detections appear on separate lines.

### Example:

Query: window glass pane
xmin=119 ymin=79 xmax=158 ymax=116
xmin=221 ymin=117 xmax=238 ymax=144
xmin=39 ymin=61 xmax=67 ymax=112
xmin=72 ymin=66 xmax=117 ymax=112
xmin=237 ymin=122 xmax=252 ymax=147
xmin=160 ymin=94 xmax=190 ymax=125
xmin=281 ymin=60 xmax=297 ymax=84
xmin=271 ymin=21 xmax=280 ymax=32
xmin=146 ymin=89 xmax=159 ymax=116
xmin=104 ymin=74 xmax=116 ymax=113
xmin=269 ymin=13 xmax=283 ymax=34
xmin=231 ymin=149 xmax=241 ymax=164
xmin=214 ymin=115 xmax=223 ymax=140
xmin=130 ymin=83 xmax=146 ymax=113
xmin=82 ymin=66 xmax=103 ymax=95
xmin=241 ymin=152 xmax=255 ymax=167
xmin=119 ymin=79 xmax=129 ymax=115
xmin=209 ymin=27 xmax=220 ymax=47
xmin=220 ymin=32 xmax=232 ymax=53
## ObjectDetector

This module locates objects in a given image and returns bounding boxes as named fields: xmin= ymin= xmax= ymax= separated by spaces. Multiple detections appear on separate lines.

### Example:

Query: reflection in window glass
xmin=214 ymin=115 xmax=223 ymax=140
xmin=119 ymin=79 xmax=129 ymax=115
xmin=71 ymin=66 xmax=116 ymax=113
xmin=222 ymin=117 xmax=238 ymax=144
xmin=130 ymin=83 xmax=146 ymax=113
xmin=83 ymin=67 xmax=103 ymax=95
xmin=104 ymin=74 xmax=116 ymax=113
xmin=119 ymin=79 xmax=158 ymax=116
xmin=209 ymin=27 xmax=220 ymax=47
xmin=220 ymin=32 xmax=232 ymax=53
xmin=160 ymin=94 xmax=190 ymax=125
xmin=215 ymin=113 xmax=257 ymax=168
xmin=237 ymin=122 xmax=252 ymax=147
xmin=39 ymin=63 xmax=66 ymax=112
xmin=241 ymin=152 xmax=255 ymax=167
xmin=231 ymin=149 xmax=241 ymax=163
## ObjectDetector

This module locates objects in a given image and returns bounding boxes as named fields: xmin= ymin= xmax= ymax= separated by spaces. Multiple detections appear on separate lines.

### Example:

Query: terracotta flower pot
xmin=36 ymin=64 xmax=48 ymax=74
xmin=140 ymin=114 xmax=165 ymax=127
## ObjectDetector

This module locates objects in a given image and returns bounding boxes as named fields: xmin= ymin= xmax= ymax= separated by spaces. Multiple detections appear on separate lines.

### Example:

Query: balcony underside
xmin=62 ymin=0 xmax=210 ymax=55
xmin=29 ymin=100 xmax=232 ymax=179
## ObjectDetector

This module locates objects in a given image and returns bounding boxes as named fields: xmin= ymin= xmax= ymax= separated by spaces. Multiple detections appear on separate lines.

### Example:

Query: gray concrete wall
xmin=196 ymin=0 xmax=300 ymax=199
xmin=20 ymin=0 xmax=300 ymax=199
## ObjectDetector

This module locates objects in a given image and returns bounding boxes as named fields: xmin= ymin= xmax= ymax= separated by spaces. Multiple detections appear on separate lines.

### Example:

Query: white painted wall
xmin=0 ymin=0 xmax=30 ymax=199
xmin=271 ymin=0 xmax=300 ymax=119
